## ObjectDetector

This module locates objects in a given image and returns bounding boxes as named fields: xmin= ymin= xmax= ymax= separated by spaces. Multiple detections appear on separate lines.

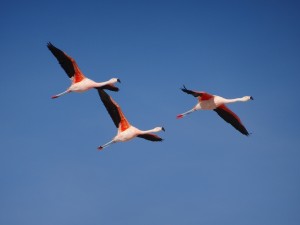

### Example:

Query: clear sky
xmin=1 ymin=0 xmax=300 ymax=224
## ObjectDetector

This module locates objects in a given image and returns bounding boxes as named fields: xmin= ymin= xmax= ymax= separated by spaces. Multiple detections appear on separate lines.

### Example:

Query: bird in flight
xmin=47 ymin=42 xmax=120 ymax=99
xmin=177 ymin=85 xmax=253 ymax=136
xmin=97 ymin=88 xmax=165 ymax=150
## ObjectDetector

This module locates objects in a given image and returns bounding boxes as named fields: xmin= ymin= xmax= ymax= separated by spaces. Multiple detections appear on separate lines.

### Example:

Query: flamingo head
xmin=243 ymin=96 xmax=253 ymax=101
xmin=110 ymin=78 xmax=121 ymax=83
xmin=153 ymin=127 xmax=165 ymax=132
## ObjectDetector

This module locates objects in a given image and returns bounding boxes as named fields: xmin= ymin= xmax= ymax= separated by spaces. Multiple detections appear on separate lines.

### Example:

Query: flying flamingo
xmin=177 ymin=85 xmax=253 ymax=136
xmin=47 ymin=42 xmax=121 ymax=99
xmin=97 ymin=88 xmax=165 ymax=150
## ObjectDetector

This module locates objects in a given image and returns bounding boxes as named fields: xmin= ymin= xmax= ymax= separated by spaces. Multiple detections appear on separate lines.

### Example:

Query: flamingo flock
xmin=47 ymin=42 xmax=253 ymax=150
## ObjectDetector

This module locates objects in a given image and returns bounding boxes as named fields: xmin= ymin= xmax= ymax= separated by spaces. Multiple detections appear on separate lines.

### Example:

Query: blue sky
xmin=1 ymin=0 xmax=300 ymax=224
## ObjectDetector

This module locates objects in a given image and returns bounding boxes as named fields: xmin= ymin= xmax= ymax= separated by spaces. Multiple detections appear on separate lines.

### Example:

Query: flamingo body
xmin=97 ymin=88 xmax=164 ymax=150
xmin=47 ymin=42 xmax=120 ymax=99
xmin=177 ymin=85 xmax=253 ymax=136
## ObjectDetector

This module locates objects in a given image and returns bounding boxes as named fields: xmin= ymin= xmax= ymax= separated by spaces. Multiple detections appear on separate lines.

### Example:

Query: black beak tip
xmin=117 ymin=78 xmax=121 ymax=83
xmin=250 ymin=96 xmax=254 ymax=100
xmin=162 ymin=127 xmax=165 ymax=132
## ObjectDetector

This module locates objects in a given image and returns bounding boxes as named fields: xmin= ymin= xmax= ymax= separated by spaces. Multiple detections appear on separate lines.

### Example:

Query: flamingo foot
xmin=176 ymin=114 xmax=184 ymax=119
xmin=97 ymin=146 xmax=104 ymax=151
xmin=51 ymin=95 xmax=59 ymax=99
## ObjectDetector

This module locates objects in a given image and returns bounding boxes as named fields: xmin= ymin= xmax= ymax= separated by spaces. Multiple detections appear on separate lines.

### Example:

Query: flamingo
xmin=177 ymin=85 xmax=253 ymax=136
xmin=97 ymin=88 xmax=165 ymax=150
xmin=47 ymin=42 xmax=121 ymax=99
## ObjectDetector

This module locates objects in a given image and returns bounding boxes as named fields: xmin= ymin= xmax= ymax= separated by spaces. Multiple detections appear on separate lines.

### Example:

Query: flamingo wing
xmin=100 ymin=84 xmax=119 ymax=92
xmin=214 ymin=105 xmax=250 ymax=136
xmin=97 ymin=89 xmax=130 ymax=131
xmin=181 ymin=85 xmax=213 ymax=100
xmin=137 ymin=133 xmax=163 ymax=141
xmin=47 ymin=42 xmax=85 ymax=82
xmin=181 ymin=85 xmax=202 ymax=97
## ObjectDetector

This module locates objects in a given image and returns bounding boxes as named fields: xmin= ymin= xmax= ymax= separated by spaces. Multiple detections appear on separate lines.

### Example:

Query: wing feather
xmin=214 ymin=105 xmax=250 ymax=136
xmin=97 ymin=88 xmax=121 ymax=128
xmin=181 ymin=85 xmax=213 ymax=100
xmin=97 ymin=89 xmax=130 ymax=131
xmin=47 ymin=42 xmax=75 ymax=78
xmin=137 ymin=133 xmax=163 ymax=141
xmin=181 ymin=85 xmax=202 ymax=97
xmin=100 ymin=84 xmax=119 ymax=92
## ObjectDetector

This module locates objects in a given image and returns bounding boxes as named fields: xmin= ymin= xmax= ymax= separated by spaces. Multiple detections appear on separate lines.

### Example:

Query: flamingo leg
xmin=51 ymin=90 xmax=71 ymax=99
xmin=176 ymin=108 xmax=196 ymax=119
xmin=97 ymin=140 xmax=116 ymax=150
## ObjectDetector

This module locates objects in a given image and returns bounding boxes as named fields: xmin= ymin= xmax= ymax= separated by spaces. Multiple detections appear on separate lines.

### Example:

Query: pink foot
xmin=176 ymin=114 xmax=183 ymax=119
xmin=97 ymin=146 xmax=104 ymax=151
xmin=51 ymin=95 xmax=58 ymax=99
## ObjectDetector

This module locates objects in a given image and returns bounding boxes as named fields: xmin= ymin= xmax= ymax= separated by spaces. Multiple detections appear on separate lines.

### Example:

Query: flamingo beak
xmin=250 ymin=96 xmax=254 ymax=100
xmin=117 ymin=78 xmax=121 ymax=83
xmin=162 ymin=127 xmax=165 ymax=132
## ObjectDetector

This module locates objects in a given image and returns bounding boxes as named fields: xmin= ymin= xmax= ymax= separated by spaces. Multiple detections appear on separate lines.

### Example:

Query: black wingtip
xmin=47 ymin=42 xmax=53 ymax=48
xmin=246 ymin=132 xmax=253 ymax=136
xmin=241 ymin=128 xmax=251 ymax=136
xmin=180 ymin=84 xmax=187 ymax=92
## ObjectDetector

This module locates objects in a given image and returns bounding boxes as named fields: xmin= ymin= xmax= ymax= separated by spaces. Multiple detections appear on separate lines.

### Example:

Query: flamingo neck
xmin=223 ymin=97 xmax=248 ymax=104
xmin=140 ymin=127 xmax=162 ymax=134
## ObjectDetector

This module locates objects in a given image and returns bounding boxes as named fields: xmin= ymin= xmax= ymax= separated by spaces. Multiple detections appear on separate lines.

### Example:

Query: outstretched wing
xmin=137 ymin=133 xmax=163 ymax=141
xmin=47 ymin=42 xmax=85 ymax=82
xmin=100 ymin=84 xmax=119 ymax=92
xmin=97 ymin=88 xmax=130 ymax=131
xmin=214 ymin=105 xmax=250 ymax=136
xmin=181 ymin=85 xmax=213 ymax=100
xmin=97 ymin=88 xmax=121 ymax=128
xmin=181 ymin=85 xmax=202 ymax=97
